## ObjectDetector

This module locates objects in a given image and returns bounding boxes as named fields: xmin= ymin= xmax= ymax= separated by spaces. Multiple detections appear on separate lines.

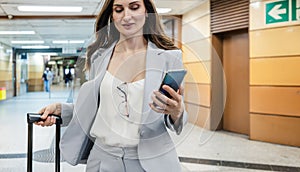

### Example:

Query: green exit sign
xmin=266 ymin=0 xmax=300 ymax=24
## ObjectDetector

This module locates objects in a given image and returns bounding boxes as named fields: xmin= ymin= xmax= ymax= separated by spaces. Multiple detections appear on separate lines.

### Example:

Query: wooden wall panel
xmin=28 ymin=65 xmax=43 ymax=72
xmin=182 ymin=1 xmax=211 ymax=129
xmin=183 ymin=0 xmax=209 ymax=23
xmin=27 ymin=56 xmax=44 ymax=92
xmin=184 ymin=62 xmax=211 ymax=84
xmin=182 ymin=22 xmax=208 ymax=43
xmin=28 ymin=71 xmax=43 ymax=79
xmin=183 ymin=38 xmax=212 ymax=62
xmin=190 ymin=15 xmax=211 ymax=38
xmin=249 ymin=0 xmax=300 ymax=147
xmin=250 ymin=57 xmax=300 ymax=85
xmin=250 ymin=114 xmax=300 ymax=146
xmin=27 ymin=79 xmax=43 ymax=92
xmin=250 ymin=86 xmax=300 ymax=117
xmin=0 ymin=71 xmax=12 ymax=81
xmin=184 ymin=83 xmax=211 ymax=107
xmin=250 ymin=26 xmax=300 ymax=57
xmin=182 ymin=44 xmax=199 ymax=63
xmin=0 ymin=80 xmax=12 ymax=88
xmin=27 ymin=78 xmax=42 ymax=85
xmin=0 ymin=61 xmax=12 ymax=71
xmin=28 ymin=85 xmax=43 ymax=92
xmin=1 ymin=36 xmax=16 ymax=96
xmin=185 ymin=102 xmax=211 ymax=129
xmin=182 ymin=1 xmax=210 ymax=43
xmin=0 ymin=80 xmax=13 ymax=99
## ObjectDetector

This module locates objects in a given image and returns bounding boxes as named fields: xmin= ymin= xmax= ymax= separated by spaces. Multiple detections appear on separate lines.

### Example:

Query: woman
xmin=36 ymin=0 xmax=188 ymax=171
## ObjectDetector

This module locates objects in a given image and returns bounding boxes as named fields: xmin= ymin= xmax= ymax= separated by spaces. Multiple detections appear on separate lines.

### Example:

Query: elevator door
xmin=223 ymin=30 xmax=249 ymax=135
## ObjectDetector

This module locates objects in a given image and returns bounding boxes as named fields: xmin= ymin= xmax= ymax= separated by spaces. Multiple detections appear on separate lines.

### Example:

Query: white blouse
xmin=90 ymin=71 xmax=145 ymax=147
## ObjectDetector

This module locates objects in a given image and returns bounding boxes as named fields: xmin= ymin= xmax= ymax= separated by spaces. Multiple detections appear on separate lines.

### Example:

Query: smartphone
xmin=159 ymin=69 xmax=187 ymax=98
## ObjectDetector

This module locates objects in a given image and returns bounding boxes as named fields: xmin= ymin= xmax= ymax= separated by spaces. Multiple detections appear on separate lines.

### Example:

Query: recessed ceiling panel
xmin=0 ymin=0 xmax=206 ymax=49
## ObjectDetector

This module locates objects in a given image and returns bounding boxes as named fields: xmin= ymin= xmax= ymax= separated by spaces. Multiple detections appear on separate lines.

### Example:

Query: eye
xmin=114 ymin=7 xmax=123 ymax=13
xmin=129 ymin=4 xmax=140 ymax=10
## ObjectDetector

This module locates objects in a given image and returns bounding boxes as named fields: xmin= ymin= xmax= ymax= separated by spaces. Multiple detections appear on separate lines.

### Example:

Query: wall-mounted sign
xmin=266 ymin=0 xmax=300 ymax=24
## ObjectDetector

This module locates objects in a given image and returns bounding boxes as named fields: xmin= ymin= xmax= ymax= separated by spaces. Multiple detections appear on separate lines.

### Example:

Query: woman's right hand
xmin=35 ymin=103 xmax=62 ymax=127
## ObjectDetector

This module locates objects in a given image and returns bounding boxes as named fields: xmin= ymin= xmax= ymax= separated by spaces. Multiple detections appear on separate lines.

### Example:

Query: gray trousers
xmin=86 ymin=140 xmax=145 ymax=172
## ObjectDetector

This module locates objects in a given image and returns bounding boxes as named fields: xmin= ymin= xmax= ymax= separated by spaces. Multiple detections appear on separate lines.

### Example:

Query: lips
xmin=122 ymin=23 xmax=134 ymax=29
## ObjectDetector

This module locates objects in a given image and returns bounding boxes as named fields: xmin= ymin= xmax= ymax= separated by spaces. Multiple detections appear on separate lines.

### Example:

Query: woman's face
xmin=112 ymin=0 xmax=147 ymax=38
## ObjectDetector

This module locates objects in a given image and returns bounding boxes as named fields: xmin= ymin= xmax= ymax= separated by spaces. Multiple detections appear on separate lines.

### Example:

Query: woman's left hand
xmin=149 ymin=85 xmax=184 ymax=123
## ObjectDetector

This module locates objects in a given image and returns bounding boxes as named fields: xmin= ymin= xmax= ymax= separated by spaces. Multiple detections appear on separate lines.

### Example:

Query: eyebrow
xmin=113 ymin=1 xmax=141 ymax=7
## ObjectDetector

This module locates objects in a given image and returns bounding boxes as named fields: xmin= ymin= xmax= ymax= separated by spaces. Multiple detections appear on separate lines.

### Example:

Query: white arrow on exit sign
xmin=268 ymin=4 xmax=287 ymax=20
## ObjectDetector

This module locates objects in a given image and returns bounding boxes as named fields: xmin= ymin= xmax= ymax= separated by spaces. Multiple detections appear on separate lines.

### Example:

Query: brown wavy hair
xmin=85 ymin=0 xmax=178 ymax=70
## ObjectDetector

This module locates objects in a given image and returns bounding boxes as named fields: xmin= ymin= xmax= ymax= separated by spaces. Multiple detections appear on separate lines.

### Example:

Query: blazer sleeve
xmin=164 ymin=50 xmax=188 ymax=135
xmin=61 ymin=103 xmax=74 ymax=127
xmin=60 ymin=64 xmax=95 ymax=127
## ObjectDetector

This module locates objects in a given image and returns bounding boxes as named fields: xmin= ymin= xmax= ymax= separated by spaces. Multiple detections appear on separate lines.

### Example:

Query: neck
xmin=116 ymin=35 xmax=147 ymax=53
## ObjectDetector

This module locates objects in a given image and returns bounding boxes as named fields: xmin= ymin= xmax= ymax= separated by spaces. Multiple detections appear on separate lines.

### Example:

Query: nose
xmin=123 ymin=8 xmax=132 ymax=22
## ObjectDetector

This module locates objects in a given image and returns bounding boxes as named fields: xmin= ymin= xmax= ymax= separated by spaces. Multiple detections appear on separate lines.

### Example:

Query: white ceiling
xmin=0 ymin=0 xmax=205 ymax=52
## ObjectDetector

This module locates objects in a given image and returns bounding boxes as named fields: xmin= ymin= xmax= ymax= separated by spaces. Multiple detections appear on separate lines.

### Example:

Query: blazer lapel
xmin=141 ymin=42 xmax=166 ymax=124
xmin=92 ymin=42 xmax=117 ymax=95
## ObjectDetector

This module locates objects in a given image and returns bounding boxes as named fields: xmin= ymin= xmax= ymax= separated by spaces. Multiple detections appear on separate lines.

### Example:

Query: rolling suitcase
xmin=27 ymin=113 xmax=62 ymax=172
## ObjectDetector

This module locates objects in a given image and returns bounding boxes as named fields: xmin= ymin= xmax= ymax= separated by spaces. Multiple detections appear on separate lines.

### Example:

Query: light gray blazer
xmin=59 ymin=41 xmax=188 ymax=172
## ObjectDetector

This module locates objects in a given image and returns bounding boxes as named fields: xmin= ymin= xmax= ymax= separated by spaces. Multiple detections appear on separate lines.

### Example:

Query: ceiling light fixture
xmin=0 ymin=31 xmax=35 ymax=35
xmin=250 ymin=2 xmax=261 ymax=9
xmin=156 ymin=8 xmax=172 ymax=14
xmin=21 ymin=45 xmax=50 ymax=49
xmin=53 ymin=40 xmax=85 ymax=44
xmin=18 ymin=6 xmax=83 ymax=13
xmin=11 ymin=40 xmax=44 ymax=44
xmin=52 ymin=40 xmax=68 ymax=44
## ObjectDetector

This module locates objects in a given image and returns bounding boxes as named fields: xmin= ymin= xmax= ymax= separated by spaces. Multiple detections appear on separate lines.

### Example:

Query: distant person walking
xmin=65 ymin=71 xmax=72 ymax=86
xmin=42 ymin=67 xmax=53 ymax=92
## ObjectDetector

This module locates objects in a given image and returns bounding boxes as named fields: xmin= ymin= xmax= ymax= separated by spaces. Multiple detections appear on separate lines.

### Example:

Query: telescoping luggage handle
xmin=27 ymin=113 xmax=62 ymax=172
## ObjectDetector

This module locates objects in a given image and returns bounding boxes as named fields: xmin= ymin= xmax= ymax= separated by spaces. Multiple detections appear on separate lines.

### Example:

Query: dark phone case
xmin=159 ymin=70 xmax=187 ymax=98
xmin=27 ymin=113 xmax=62 ymax=172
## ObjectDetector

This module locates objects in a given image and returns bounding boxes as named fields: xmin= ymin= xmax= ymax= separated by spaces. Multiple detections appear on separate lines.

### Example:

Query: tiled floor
xmin=0 ymin=83 xmax=300 ymax=172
